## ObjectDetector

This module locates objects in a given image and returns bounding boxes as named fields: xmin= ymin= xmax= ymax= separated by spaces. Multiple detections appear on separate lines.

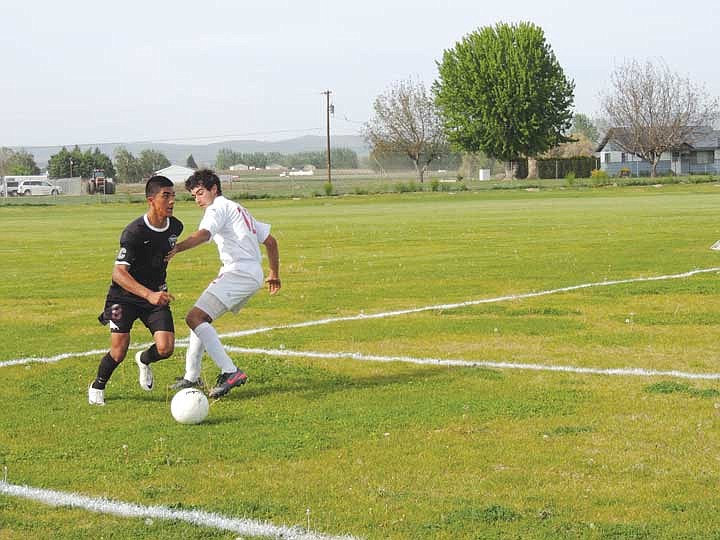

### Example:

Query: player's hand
xmin=265 ymin=276 xmax=281 ymax=295
xmin=165 ymin=247 xmax=178 ymax=262
xmin=147 ymin=290 xmax=174 ymax=306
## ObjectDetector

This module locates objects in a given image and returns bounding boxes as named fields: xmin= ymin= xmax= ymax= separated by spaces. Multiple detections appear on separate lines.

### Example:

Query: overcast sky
xmin=2 ymin=0 xmax=718 ymax=149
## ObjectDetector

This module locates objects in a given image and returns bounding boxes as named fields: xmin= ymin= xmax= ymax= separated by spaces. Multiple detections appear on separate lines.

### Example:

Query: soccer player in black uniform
xmin=88 ymin=175 xmax=183 ymax=405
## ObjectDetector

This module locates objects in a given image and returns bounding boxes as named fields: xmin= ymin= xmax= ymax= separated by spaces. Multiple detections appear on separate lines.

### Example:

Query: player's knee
xmin=156 ymin=344 xmax=174 ymax=358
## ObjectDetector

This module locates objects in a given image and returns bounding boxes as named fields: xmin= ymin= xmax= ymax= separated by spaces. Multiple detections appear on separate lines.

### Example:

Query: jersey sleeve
xmin=198 ymin=206 xmax=222 ymax=237
xmin=255 ymin=220 xmax=271 ymax=243
xmin=115 ymin=228 xmax=137 ymax=267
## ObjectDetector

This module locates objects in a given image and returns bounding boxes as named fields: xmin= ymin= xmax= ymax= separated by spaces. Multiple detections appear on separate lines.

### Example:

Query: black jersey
xmin=109 ymin=214 xmax=184 ymax=300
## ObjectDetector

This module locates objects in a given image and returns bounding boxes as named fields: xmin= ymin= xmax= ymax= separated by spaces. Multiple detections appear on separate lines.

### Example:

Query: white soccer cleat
xmin=135 ymin=351 xmax=154 ymax=391
xmin=88 ymin=386 xmax=105 ymax=406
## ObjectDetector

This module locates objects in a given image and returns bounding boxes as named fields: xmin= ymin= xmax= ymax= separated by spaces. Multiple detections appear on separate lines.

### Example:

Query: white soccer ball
xmin=170 ymin=388 xmax=209 ymax=425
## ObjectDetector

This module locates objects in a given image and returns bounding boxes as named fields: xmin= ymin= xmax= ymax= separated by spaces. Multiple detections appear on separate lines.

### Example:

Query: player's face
xmin=189 ymin=184 xmax=217 ymax=209
xmin=150 ymin=187 xmax=176 ymax=217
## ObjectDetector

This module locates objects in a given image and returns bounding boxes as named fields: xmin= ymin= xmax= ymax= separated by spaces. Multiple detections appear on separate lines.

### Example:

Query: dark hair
xmin=145 ymin=175 xmax=174 ymax=198
xmin=185 ymin=168 xmax=222 ymax=195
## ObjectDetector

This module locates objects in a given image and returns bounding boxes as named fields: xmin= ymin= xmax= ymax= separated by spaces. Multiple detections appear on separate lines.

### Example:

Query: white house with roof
xmin=596 ymin=127 xmax=720 ymax=176
xmin=153 ymin=165 xmax=196 ymax=184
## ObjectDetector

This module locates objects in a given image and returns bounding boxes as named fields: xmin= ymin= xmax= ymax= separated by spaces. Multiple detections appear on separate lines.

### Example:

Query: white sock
xmin=184 ymin=330 xmax=205 ymax=382
xmin=193 ymin=322 xmax=237 ymax=374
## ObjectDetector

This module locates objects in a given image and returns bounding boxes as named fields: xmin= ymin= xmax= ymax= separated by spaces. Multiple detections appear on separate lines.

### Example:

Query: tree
xmin=114 ymin=146 xmax=141 ymax=183
xmin=47 ymin=146 xmax=114 ymax=179
xmin=364 ymin=78 xmax=448 ymax=183
xmin=0 ymin=148 xmax=40 ymax=175
xmin=138 ymin=149 xmax=170 ymax=178
xmin=571 ymin=113 xmax=599 ymax=143
xmin=600 ymin=58 xmax=720 ymax=177
xmin=186 ymin=154 xmax=198 ymax=169
xmin=435 ymin=21 xmax=575 ymax=178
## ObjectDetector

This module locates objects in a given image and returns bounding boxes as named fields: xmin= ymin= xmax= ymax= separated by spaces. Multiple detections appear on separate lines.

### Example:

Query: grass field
xmin=3 ymin=183 xmax=720 ymax=539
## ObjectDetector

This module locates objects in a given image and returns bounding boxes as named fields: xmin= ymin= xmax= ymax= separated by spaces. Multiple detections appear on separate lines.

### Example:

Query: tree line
xmin=215 ymin=147 xmax=359 ymax=170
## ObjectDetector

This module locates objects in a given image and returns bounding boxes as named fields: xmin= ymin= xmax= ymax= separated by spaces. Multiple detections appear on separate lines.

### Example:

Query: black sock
xmin=140 ymin=344 xmax=163 ymax=364
xmin=92 ymin=353 xmax=119 ymax=389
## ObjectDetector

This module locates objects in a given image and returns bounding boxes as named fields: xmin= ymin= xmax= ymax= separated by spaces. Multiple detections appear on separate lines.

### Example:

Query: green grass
xmin=3 ymin=184 xmax=720 ymax=538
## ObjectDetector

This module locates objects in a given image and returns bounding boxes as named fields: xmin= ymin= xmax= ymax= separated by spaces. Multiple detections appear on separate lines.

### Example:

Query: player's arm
xmin=262 ymin=234 xmax=281 ymax=295
xmin=166 ymin=229 xmax=211 ymax=261
xmin=112 ymin=264 xmax=173 ymax=306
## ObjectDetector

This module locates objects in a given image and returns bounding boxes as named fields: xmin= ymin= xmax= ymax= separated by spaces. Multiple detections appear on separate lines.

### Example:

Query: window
xmin=621 ymin=153 xmax=627 ymax=163
xmin=604 ymin=152 xmax=611 ymax=164
xmin=695 ymin=151 xmax=713 ymax=164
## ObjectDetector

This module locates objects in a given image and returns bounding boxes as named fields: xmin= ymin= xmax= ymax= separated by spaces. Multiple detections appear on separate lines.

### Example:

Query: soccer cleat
xmin=135 ymin=350 xmax=154 ymax=391
xmin=88 ymin=386 xmax=105 ymax=406
xmin=208 ymin=369 xmax=247 ymax=398
xmin=170 ymin=377 xmax=203 ymax=390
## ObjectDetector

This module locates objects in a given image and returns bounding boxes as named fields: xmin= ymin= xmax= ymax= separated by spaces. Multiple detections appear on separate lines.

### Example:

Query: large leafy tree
xmin=0 ymin=148 xmax=40 ymax=175
xmin=47 ymin=146 xmax=114 ymax=178
xmin=364 ymin=78 xmax=448 ymax=183
xmin=600 ymin=58 xmax=719 ymax=177
xmin=138 ymin=149 xmax=170 ymax=178
xmin=435 ymin=21 xmax=575 ymax=178
xmin=114 ymin=146 xmax=141 ymax=183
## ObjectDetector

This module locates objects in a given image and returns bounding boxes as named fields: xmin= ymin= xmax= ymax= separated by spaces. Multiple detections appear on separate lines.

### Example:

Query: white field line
xmin=2 ymin=266 xmax=720 ymax=371
xmin=0 ymin=481 xmax=359 ymax=540
xmin=187 ymin=266 xmax=720 ymax=340
xmin=225 ymin=345 xmax=720 ymax=381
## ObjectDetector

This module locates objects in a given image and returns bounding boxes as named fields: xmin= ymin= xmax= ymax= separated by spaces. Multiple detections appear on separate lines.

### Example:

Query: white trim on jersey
xmin=143 ymin=214 xmax=170 ymax=233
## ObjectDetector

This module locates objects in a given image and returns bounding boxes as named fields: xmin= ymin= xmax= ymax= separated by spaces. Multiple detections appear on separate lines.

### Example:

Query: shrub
xmin=323 ymin=182 xmax=333 ymax=196
xmin=430 ymin=179 xmax=440 ymax=192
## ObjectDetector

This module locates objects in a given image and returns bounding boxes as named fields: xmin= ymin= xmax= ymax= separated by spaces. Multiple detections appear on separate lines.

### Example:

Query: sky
xmin=2 ymin=0 xmax=719 ymax=149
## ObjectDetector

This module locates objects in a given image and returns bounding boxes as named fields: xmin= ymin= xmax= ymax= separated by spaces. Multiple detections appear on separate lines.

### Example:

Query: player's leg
xmin=188 ymin=273 xmax=259 ymax=397
xmin=89 ymin=301 xmax=134 ymax=405
xmin=171 ymin=329 xmax=205 ymax=389
xmin=89 ymin=332 xmax=130 ymax=405
xmin=135 ymin=305 xmax=175 ymax=391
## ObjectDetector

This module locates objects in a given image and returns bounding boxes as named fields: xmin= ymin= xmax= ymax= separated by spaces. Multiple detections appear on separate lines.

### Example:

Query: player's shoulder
xmin=169 ymin=215 xmax=184 ymax=232
xmin=121 ymin=215 xmax=147 ymax=238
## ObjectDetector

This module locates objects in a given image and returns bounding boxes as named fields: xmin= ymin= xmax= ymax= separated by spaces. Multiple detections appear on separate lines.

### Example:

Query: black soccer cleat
xmin=208 ymin=369 xmax=248 ymax=398
xmin=170 ymin=377 xmax=204 ymax=390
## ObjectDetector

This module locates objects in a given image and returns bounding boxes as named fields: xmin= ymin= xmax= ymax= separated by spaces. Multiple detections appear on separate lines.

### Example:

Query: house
xmin=153 ymin=164 xmax=196 ymax=185
xmin=229 ymin=163 xmax=249 ymax=171
xmin=596 ymin=127 xmax=720 ymax=176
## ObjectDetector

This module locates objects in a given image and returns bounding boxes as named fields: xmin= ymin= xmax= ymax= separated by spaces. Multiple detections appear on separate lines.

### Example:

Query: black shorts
xmin=99 ymin=297 xmax=174 ymax=335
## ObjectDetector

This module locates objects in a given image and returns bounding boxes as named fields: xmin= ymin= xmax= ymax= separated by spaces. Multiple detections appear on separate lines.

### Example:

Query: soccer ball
xmin=170 ymin=388 xmax=209 ymax=424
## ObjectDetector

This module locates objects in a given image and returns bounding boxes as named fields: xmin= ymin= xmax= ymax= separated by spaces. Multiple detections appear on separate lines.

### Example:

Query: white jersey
xmin=198 ymin=195 xmax=270 ymax=283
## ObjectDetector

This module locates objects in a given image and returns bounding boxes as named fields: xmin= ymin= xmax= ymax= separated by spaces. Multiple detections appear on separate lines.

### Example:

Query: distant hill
xmin=19 ymin=135 xmax=369 ymax=168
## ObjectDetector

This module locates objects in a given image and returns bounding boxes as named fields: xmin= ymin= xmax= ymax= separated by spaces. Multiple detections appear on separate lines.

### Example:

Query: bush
xmin=430 ymin=179 xmax=440 ymax=192
xmin=323 ymin=182 xmax=334 ymax=196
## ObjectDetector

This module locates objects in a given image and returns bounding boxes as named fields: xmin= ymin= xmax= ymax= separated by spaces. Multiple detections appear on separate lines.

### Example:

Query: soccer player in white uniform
xmin=167 ymin=169 xmax=280 ymax=398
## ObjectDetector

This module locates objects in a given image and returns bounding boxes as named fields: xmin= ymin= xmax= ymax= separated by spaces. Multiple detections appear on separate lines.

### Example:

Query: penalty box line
xmin=225 ymin=345 xmax=720 ymax=381
xmin=2 ymin=266 xmax=720 ymax=369
xmin=0 ymin=480 xmax=359 ymax=540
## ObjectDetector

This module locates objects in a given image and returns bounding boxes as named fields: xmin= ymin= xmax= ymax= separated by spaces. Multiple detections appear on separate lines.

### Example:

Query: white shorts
xmin=195 ymin=271 xmax=262 ymax=319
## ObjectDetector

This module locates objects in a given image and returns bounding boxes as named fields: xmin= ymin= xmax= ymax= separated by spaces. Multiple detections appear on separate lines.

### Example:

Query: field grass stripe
xmin=225 ymin=345 xmax=720 ymax=381
xmin=0 ymin=481 xmax=359 ymax=540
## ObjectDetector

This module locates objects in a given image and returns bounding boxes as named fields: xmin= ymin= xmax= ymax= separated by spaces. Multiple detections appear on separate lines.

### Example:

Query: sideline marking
xmin=0 ymin=481 xmax=359 ymax=540
xmin=2 ymin=266 xmax=719 ymax=369
xmin=226 ymin=345 xmax=720 ymax=381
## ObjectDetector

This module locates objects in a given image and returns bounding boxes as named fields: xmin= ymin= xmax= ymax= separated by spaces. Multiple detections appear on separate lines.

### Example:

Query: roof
xmin=596 ymin=126 xmax=720 ymax=152
xmin=153 ymin=165 xmax=196 ymax=184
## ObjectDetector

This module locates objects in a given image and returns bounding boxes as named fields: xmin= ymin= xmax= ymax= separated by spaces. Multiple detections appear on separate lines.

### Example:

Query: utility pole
xmin=322 ymin=90 xmax=332 ymax=184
